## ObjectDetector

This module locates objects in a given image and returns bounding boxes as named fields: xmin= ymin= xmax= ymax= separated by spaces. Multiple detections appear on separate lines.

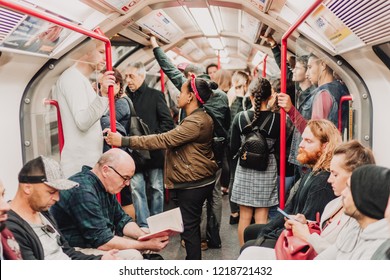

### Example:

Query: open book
xmin=138 ymin=207 xmax=184 ymax=241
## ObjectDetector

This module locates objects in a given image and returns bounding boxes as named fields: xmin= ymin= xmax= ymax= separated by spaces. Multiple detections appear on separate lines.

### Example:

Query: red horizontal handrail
xmin=338 ymin=95 xmax=353 ymax=132
xmin=0 ymin=0 xmax=116 ymax=133
xmin=44 ymin=99 xmax=64 ymax=153
xmin=0 ymin=0 xmax=120 ymax=202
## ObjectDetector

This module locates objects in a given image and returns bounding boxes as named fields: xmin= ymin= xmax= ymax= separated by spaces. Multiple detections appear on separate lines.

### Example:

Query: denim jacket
xmin=289 ymin=86 xmax=315 ymax=166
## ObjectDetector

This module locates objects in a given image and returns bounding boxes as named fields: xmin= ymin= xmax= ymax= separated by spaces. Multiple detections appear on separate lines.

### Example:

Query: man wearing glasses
xmin=50 ymin=148 xmax=169 ymax=259
xmin=6 ymin=156 xmax=119 ymax=260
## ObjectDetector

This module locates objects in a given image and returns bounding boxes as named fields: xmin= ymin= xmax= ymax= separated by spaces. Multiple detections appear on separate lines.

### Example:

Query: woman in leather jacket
xmin=105 ymin=76 xmax=219 ymax=260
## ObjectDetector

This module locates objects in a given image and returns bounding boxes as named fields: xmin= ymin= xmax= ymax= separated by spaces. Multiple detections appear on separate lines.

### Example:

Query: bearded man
xmin=241 ymin=119 xmax=341 ymax=250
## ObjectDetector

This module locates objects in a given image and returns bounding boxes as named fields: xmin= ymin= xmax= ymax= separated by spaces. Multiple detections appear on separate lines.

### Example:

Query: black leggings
xmin=176 ymin=183 xmax=214 ymax=260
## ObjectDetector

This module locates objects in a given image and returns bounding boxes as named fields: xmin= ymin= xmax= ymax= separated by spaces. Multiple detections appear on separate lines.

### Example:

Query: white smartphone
xmin=277 ymin=207 xmax=296 ymax=221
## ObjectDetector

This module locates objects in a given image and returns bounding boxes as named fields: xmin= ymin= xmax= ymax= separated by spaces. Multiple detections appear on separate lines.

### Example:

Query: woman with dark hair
xmin=100 ymin=68 xmax=129 ymax=137
xmin=99 ymin=68 xmax=134 ymax=220
xmin=104 ymin=76 xmax=219 ymax=260
xmin=230 ymin=77 xmax=280 ymax=246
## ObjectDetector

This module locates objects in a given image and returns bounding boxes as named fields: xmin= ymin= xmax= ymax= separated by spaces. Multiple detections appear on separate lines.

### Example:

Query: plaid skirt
xmin=231 ymin=155 xmax=278 ymax=208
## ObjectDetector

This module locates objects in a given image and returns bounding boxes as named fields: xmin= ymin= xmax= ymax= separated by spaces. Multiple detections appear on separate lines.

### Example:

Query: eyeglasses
xmin=41 ymin=224 xmax=62 ymax=246
xmin=108 ymin=165 xmax=132 ymax=185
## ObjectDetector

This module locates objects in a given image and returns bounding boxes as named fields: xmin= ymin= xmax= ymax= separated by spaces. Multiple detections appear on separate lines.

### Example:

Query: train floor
xmin=159 ymin=192 xmax=241 ymax=260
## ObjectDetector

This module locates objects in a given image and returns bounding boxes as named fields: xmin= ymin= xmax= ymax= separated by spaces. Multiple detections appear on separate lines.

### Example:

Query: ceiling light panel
xmin=136 ymin=9 xmax=183 ymax=43
xmin=189 ymin=7 xmax=218 ymax=36
xmin=240 ymin=11 xmax=260 ymax=42
xmin=208 ymin=38 xmax=224 ymax=50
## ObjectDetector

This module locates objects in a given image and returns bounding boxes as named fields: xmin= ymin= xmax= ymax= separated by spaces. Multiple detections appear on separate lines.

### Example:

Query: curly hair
xmin=306 ymin=119 xmax=342 ymax=172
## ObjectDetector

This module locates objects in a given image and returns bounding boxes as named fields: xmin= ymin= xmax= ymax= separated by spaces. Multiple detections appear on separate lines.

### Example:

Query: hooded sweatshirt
xmin=315 ymin=218 xmax=390 ymax=259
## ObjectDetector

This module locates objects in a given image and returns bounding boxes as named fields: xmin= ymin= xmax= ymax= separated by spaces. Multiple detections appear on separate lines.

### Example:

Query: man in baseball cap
xmin=18 ymin=156 xmax=79 ymax=192
xmin=6 ymin=156 xmax=119 ymax=260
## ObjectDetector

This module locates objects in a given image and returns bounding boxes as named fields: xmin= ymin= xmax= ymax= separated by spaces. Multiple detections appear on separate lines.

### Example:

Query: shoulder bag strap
xmin=123 ymin=95 xmax=137 ymax=117
xmin=258 ymin=112 xmax=273 ymax=132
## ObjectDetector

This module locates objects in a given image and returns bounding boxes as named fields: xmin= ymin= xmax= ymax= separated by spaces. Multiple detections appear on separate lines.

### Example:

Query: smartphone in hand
xmin=277 ymin=207 xmax=299 ymax=221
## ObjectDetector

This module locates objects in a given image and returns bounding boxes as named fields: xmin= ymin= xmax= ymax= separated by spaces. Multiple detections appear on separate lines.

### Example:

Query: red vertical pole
xmin=160 ymin=69 xmax=165 ymax=93
xmin=262 ymin=54 xmax=268 ymax=78
xmin=279 ymin=0 xmax=323 ymax=209
xmin=94 ymin=27 xmax=116 ymax=134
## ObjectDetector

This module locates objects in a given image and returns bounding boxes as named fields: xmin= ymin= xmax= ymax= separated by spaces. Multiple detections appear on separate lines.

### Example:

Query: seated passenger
xmin=316 ymin=165 xmax=390 ymax=259
xmin=372 ymin=197 xmax=390 ymax=260
xmin=239 ymin=140 xmax=375 ymax=259
xmin=241 ymin=119 xmax=341 ymax=250
xmin=6 ymin=156 xmax=119 ymax=260
xmin=50 ymin=149 xmax=169 ymax=260
xmin=0 ymin=179 xmax=22 ymax=260
xmin=105 ymin=76 xmax=219 ymax=260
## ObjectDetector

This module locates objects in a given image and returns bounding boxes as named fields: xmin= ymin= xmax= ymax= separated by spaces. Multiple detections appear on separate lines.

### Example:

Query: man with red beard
xmin=241 ymin=119 xmax=341 ymax=250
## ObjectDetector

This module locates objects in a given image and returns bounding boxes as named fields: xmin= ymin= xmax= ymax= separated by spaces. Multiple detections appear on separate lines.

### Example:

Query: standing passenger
xmin=150 ymin=36 xmax=230 ymax=250
xmin=99 ymin=68 xmax=134 ymax=220
xmin=230 ymin=77 xmax=280 ymax=246
xmin=124 ymin=62 xmax=174 ymax=229
xmin=105 ymin=77 xmax=219 ymax=260
xmin=206 ymin=63 xmax=218 ymax=82
xmin=53 ymin=40 xmax=116 ymax=177
xmin=278 ymin=54 xmax=349 ymax=135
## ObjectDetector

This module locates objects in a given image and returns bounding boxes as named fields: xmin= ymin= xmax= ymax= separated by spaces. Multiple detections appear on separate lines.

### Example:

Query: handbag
xmin=275 ymin=221 xmax=321 ymax=260
xmin=122 ymin=96 xmax=151 ymax=167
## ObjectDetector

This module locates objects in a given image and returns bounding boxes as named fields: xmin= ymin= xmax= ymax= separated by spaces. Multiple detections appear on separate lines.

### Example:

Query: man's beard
xmin=296 ymin=148 xmax=322 ymax=166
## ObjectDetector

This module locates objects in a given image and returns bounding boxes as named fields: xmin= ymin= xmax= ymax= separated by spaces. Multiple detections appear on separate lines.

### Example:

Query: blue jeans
xmin=131 ymin=168 xmax=164 ymax=228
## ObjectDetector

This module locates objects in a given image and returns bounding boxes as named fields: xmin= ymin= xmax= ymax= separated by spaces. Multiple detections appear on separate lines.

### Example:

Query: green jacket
xmin=152 ymin=47 xmax=231 ymax=132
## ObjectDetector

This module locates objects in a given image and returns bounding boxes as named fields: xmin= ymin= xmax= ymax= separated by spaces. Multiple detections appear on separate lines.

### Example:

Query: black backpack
xmin=237 ymin=111 xmax=274 ymax=171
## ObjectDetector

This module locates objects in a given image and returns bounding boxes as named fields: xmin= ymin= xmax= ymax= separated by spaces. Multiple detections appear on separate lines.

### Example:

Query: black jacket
xmin=6 ymin=210 xmax=101 ymax=260
xmin=126 ymin=82 xmax=175 ymax=169
xmin=260 ymin=170 xmax=336 ymax=240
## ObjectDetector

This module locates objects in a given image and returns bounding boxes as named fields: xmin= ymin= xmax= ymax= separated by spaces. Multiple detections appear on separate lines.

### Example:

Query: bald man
xmin=50 ymin=149 xmax=169 ymax=259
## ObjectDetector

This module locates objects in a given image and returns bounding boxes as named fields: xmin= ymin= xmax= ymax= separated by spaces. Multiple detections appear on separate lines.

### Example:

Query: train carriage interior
xmin=1 ymin=0 xmax=390 ymax=260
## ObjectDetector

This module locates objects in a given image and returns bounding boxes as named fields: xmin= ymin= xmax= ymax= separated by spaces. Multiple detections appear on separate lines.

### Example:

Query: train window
xmin=373 ymin=42 xmax=390 ymax=71
xmin=111 ymin=34 xmax=142 ymax=66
